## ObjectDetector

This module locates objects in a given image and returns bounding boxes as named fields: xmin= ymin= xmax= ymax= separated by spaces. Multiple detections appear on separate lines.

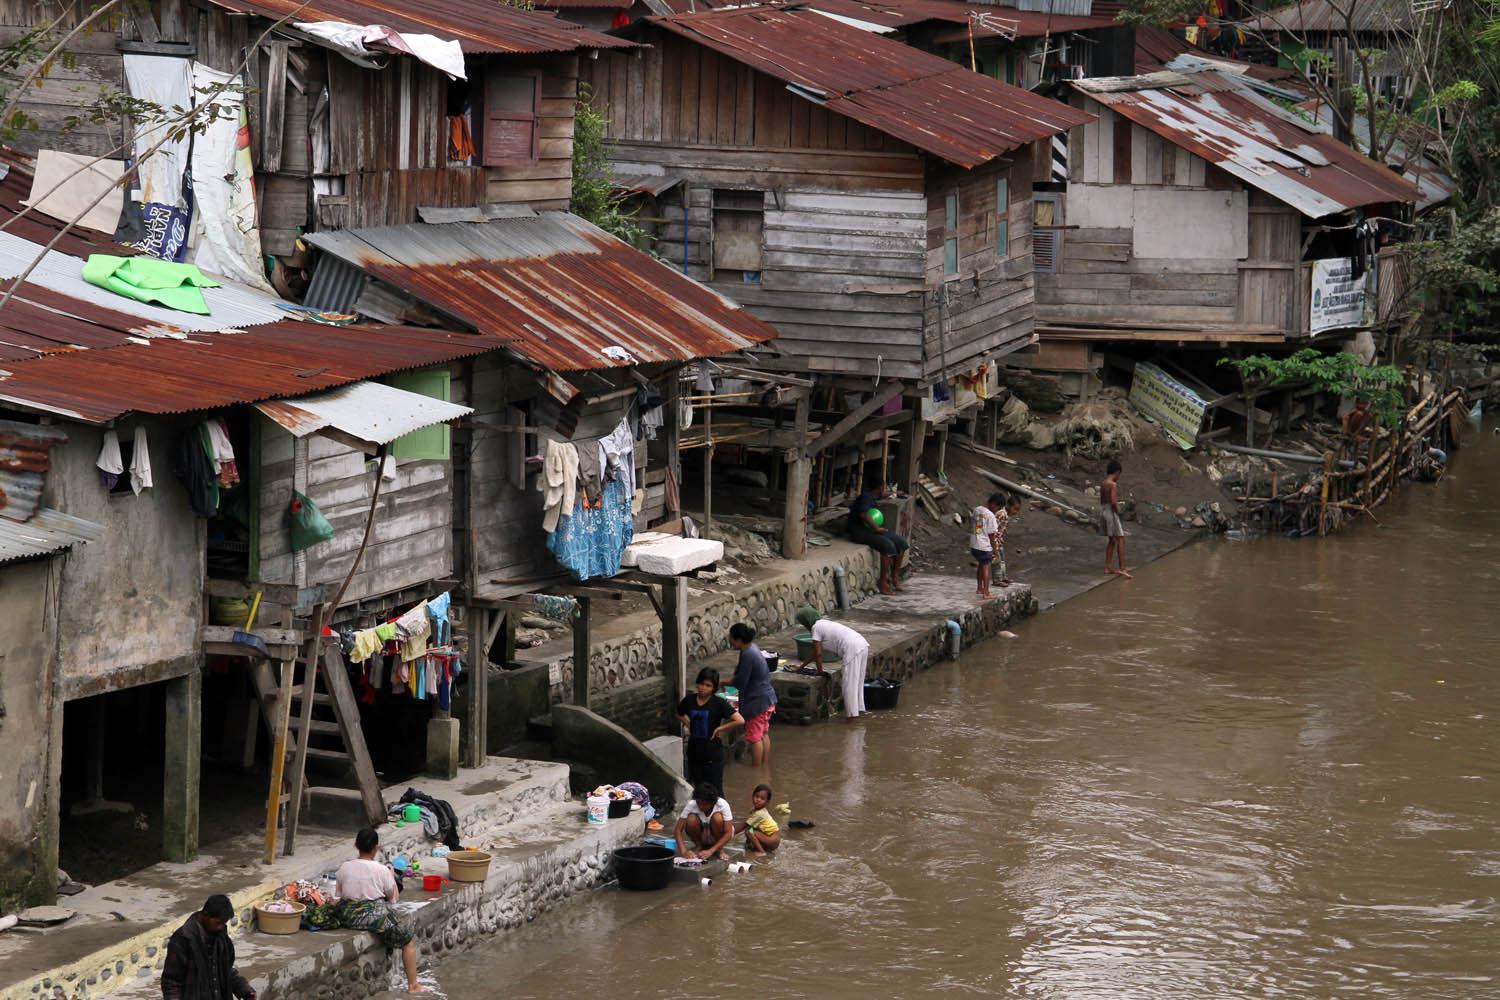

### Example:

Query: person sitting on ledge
xmin=848 ymin=474 xmax=909 ymax=595
xmin=335 ymin=827 xmax=429 ymax=994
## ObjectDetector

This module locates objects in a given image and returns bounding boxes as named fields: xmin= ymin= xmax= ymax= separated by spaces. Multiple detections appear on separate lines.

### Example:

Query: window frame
xmin=995 ymin=176 xmax=1010 ymax=260
xmin=480 ymin=67 xmax=542 ymax=167
xmin=943 ymin=190 xmax=960 ymax=277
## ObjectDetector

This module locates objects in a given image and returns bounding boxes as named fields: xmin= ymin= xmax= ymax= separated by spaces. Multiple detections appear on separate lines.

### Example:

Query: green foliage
xmin=1116 ymin=0 xmax=1202 ymax=27
xmin=1220 ymin=349 xmax=1406 ymax=426
xmin=570 ymin=85 xmax=647 ymax=247
xmin=1402 ymin=209 xmax=1500 ymax=345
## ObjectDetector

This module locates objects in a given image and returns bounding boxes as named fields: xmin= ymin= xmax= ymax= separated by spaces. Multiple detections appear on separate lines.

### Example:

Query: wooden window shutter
xmin=482 ymin=69 xmax=540 ymax=166
xmin=389 ymin=371 xmax=453 ymax=461
xmin=1033 ymin=193 xmax=1062 ymax=274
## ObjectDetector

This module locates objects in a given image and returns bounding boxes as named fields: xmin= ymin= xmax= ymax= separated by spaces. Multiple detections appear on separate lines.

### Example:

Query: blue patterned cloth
xmin=547 ymin=479 xmax=634 ymax=581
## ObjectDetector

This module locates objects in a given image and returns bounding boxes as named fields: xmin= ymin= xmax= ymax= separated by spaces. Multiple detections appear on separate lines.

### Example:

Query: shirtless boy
xmin=1100 ymin=460 xmax=1131 ymax=579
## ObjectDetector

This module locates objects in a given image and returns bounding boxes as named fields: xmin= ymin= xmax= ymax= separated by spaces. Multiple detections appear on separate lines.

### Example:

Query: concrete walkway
xmin=2 ymin=759 xmax=638 ymax=1000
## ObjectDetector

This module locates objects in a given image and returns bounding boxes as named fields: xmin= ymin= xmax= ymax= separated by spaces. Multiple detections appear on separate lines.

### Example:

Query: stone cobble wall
xmin=547 ymin=550 xmax=882 ymax=738
xmin=871 ymin=586 xmax=1039 ymax=684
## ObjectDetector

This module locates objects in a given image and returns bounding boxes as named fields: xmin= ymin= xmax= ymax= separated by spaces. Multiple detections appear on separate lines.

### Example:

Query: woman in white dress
xmin=795 ymin=606 xmax=869 ymax=721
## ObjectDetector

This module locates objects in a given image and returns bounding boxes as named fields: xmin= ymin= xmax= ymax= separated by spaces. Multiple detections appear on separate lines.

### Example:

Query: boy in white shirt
xmin=675 ymin=783 xmax=734 ymax=859
xmin=970 ymin=492 xmax=1006 ymax=599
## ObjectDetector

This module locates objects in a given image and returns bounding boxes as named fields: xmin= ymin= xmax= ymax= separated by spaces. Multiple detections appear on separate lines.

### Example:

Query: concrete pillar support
xmin=162 ymin=669 xmax=201 ymax=863
xmin=426 ymin=716 xmax=461 ymax=779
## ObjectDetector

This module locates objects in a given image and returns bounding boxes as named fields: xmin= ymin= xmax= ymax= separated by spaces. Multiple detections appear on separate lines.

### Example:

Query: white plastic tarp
xmin=294 ymin=21 xmax=466 ymax=80
xmin=189 ymin=64 xmax=273 ymax=291
xmin=123 ymin=54 xmax=194 ymax=260
xmin=21 ymin=150 xmax=125 ymax=237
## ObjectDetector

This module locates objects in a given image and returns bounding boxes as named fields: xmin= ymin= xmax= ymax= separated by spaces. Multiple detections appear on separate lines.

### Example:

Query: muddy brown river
xmin=430 ymin=430 xmax=1500 ymax=998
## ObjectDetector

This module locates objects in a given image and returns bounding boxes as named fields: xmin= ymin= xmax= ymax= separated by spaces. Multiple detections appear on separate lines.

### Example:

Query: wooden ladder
xmin=252 ymin=609 xmax=384 ymax=861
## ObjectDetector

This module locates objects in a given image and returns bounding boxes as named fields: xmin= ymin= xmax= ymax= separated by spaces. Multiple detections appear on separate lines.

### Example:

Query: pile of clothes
xmin=389 ymin=788 xmax=461 ymax=851
xmin=538 ymin=417 xmax=638 ymax=581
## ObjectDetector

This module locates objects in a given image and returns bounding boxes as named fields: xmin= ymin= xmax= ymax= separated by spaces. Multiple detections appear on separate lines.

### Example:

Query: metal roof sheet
xmin=305 ymin=212 xmax=780 ymax=371
xmin=205 ymin=0 xmax=634 ymax=54
xmin=0 ymin=506 xmax=102 ymax=565
xmin=644 ymin=7 xmax=1093 ymax=166
xmin=1240 ymin=0 xmax=1412 ymax=34
xmin=0 ymin=418 xmax=67 ymax=522
xmin=0 ymin=322 xmax=492 ymax=424
xmin=1074 ymin=70 xmax=1421 ymax=216
xmin=931 ymin=9 xmax=1122 ymax=40
xmin=255 ymin=380 xmax=473 ymax=446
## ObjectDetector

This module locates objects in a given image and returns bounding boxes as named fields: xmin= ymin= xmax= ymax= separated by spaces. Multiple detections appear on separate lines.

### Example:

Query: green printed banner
xmin=1128 ymin=362 xmax=1209 ymax=449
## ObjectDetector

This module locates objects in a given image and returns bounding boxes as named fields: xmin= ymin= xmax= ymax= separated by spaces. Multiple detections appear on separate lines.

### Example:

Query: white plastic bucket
xmin=586 ymin=795 xmax=609 ymax=825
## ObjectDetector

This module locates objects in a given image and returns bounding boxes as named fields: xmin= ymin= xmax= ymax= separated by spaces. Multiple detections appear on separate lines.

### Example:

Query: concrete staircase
xmin=3 ymin=758 xmax=642 ymax=1000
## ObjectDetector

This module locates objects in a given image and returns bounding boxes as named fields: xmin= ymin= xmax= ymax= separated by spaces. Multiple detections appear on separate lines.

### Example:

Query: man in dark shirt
xmin=161 ymin=894 xmax=255 ymax=1000
xmin=847 ymin=475 xmax=909 ymax=594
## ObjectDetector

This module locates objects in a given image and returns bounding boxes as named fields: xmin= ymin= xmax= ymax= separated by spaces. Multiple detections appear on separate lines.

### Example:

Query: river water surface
xmin=433 ymin=431 xmax=1500 ymax=999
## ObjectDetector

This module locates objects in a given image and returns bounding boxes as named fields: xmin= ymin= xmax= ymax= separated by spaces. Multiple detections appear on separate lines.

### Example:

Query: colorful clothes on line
xmin=333 ymin=898 xmax=412 ymax=949
xmin=547 ymin=478 xmax=634 ymax=581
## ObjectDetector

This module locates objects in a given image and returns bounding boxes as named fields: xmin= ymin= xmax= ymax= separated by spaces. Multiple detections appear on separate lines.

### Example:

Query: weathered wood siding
xmin=1038 ymin=98 xmax=1302 ymax=334
xmin=256 ymin=371 xmax=458 ymax=605
xmin=469 ymin=358 xmax=550 ymax=586
xmin=0 ymin=3 xmax=124 ymax=157
xmin=653 ymin=185 xmax=928 ymax=379
xmin=922 ymin=157 xmax=1037 ymax=378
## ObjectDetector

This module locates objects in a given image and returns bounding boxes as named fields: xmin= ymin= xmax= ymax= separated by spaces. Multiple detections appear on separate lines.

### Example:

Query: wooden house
xmin=583 ymin=7 xmax=1088 ymax=536
xmin=1023 ymin=67 xmax=1421 ymax=394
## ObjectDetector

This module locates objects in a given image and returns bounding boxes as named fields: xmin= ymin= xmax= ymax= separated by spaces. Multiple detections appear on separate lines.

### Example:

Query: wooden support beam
xmin=465 ymin=607 xmax=488 ymax=768
xmin=320 ymin=643 xmax=385 ymax=826
xmin=802 ymin=381 xmax=905 ymax=460
xmin=661 ymin=577 xmax=688 ymax=735
xmin=664 ymin=370 xmax=682 ymax=518
xmin=782 ymin=389 xmax=811 ymax=559
xmin=572 ymin=596 xmax=592 ymax=708
xmin=162 ymin=670 xmax=201 ymax=863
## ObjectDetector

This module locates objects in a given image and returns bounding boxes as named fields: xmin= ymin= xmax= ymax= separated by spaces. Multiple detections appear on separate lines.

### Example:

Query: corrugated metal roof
xmin=204 ymin=0 xmax=634 ymax=53
xmin=0 ymin=230 xmax=290 ymax=334
xmin=1298 ymin=102 xmax=1454 ymax=211
xmin=0 ymin=506 xmax=102 ymax=565
xmin=931 ymin=9 xmax=1122 ymax=40
xmin=305 ymin=212 xmax=780 ymax=371
xmin=645 ymin=7 xmax=1093 ymax=167
xmin=256 ymin=380 xmax=473 ymax=446
xmin=612 ymin=173 xmax=684 ymax=197
xmin=1134 ymin=26 xmax=1307 ymax=89
xmin=0 ymin=322 xmax=493 ymax=423
xmin=0 ymin=418 xmax=67 ymax=521
xmin=1240 ymin=0 xmax=1412 ymax=34
xmin=1074 ymin=70 xmax=1421 ymax=216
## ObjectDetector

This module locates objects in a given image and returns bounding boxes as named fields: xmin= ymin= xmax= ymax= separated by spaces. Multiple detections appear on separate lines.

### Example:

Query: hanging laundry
xmin=205 ymin=418 xmax=239 ymax=488
xmin=634 ymin=383 xmax=664 ymax=441
xmin=695 ymin=361 xmax=715 ymax=393
xmin=426 ymin=591 xmax=452 ymax=645
xmin=395 ymin=601 xmax=431 ymax=662
xmin=576 ymin=443 xmax=603 ymax=507
xmin=129 ymin=426 xmax=153 ymax=495
xmin=350 ymin=628 xmax=383 ymax=664
xmin=539 ymin=438 xmax=579 ymax=533
xmin=379 ymin=453 xmax=398 ymax=482
xmin=547 ymin=479 xmax=635 ymax=581
xmin=175 ymin=426 xmax=219 ymax=517
xmin=97 ymin=430 xmax=124 ymax=490
xmin=532 ymin=594 xmax=577 ymax=622
xmin=81 ymin=255 xmax=221 ymax=314
xmin=598 ymin=417 xmax=636 ymax=498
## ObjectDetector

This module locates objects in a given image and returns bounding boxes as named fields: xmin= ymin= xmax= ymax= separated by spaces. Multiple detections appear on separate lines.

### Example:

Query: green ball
xmin=869 ymin=508 xmax=885 ymax=528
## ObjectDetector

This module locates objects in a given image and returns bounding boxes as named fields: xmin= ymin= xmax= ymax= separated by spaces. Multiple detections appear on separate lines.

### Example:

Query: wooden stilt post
xmin=782 ymin=390 xmax=811 ymax=559
xmin=661 ymin=577 xmax=688 ymax=734
xmin=572 ymin=596 xmax=592 ymax=708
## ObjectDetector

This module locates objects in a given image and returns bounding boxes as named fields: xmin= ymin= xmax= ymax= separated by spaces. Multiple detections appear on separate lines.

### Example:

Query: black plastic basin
xmin=864 ymin=678 xmax=902 ymax=710
xmin=613 ymin=845 xmax=674 ymax=891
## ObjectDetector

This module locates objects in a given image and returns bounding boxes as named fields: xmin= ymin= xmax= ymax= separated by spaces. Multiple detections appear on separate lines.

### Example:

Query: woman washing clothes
xmin=335 ymin=828 xmax=428 ymax=994
xmin=728 ymin=623 xmax=777 ymax=770
xmin=795 ymin=606 xmax=870 ymax=722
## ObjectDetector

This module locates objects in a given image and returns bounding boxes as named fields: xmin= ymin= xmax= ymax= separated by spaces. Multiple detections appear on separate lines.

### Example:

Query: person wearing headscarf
xmin=795 ymin=606 xmax=869 ymax=722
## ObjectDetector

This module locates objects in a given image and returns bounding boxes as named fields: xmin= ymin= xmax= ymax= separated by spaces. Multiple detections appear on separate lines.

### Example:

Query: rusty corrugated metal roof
xmin=1074 ymin=70 xmax=1421 ymax=216
xmin=644 ymin=7 xmax=1093 ymax=167
xmin=0 ymin=321 xmax=493 ymax=424
xmin=256 ymin=380 xmax=473 ymax=446
xmin=205 ymin=0 xmax=634 ymax=53
xmin=931 ymin=9 xmax=1122 ymax=40
xmin=304 ymin=212 xmax=779 ymax=371
xmin=1240 ymin=0 xmax=1412 ymax=34
xmin=0 ymin=418 xmax=67 ymax=521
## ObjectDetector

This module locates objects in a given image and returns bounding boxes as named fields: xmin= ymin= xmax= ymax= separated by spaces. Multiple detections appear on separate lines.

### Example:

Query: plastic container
xmin=254 ymin=901 xmax=304 ymax=935
xmin=607 ymin=796 xmax=632 ymax=819
xmin=401 ymin=803 xmax=422 ymax=823
xmin=863 ymin=677 xmax=902 ymax=710
xmin=587 ymin=795 xmax=610 ymax=825
xmin=794 ymin=633 xmax=816 ymax=662
xmin=445 ymin=850 xmax=492 ymax=883
xmin=613 ymin=845 xmax=674 ymax=891
xmin=762 ymin=650 xmax=779 ymax=670
xmin=421 ymin=874 xmax=449 ymax=892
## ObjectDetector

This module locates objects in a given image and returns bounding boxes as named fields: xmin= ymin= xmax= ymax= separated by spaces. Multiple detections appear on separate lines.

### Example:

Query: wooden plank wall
xmin=469 ymin=357 xmax=551 ymax=586
xmin=655 ymin=186 xmax=928 ymax=379
xmin=488 ymin=54 xmax=577 ymax=210
xmin=0 ymin=2 xmax=124 ymax=157
xmin=256 ymin=368 xmax=458 ymax=606
xmin=1038 ymin=98 xmax=1304 ymax=333
xmin=922 ymin=157 xmax=1037 ymax=378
